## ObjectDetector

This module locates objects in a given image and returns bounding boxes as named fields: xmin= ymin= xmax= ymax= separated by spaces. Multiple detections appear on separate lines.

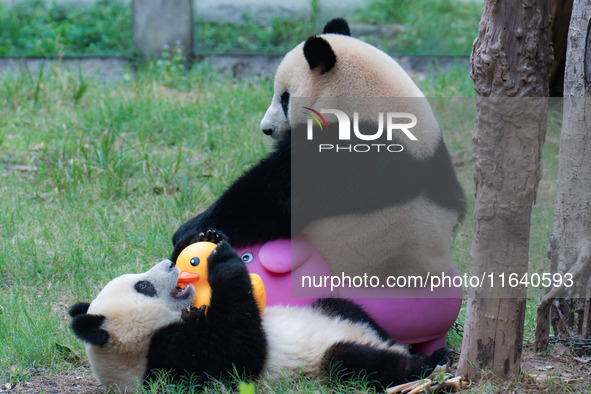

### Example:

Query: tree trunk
xmin=535 ymin=0 xmax=591 ymax=353
xmin=457 ymin=0 xmax=553 ymax=380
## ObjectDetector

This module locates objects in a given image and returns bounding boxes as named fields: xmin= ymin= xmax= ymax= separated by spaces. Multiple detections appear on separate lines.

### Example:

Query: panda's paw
xmin=208 ymin=240 xmax=240 ymax=269
xmin=197 ymin=229 xmax=227 ymax=244
xmin=208 ymin=241 xmax=250 ymax=289
xmin=429 ymin=347 xmax=453 ymax=368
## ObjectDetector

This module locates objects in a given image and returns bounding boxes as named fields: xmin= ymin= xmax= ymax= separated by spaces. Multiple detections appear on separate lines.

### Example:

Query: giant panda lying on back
xmin=70 ymin=239 xmax=451 ymax=392
xmin=171 ymin=18 xmax=465 ymax=279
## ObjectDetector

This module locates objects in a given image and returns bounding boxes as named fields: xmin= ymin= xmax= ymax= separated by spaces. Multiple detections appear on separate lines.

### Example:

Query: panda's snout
xmin=156 ymin=259 xmax=175 ymax=271
xmin=262 ymin=128 xmax=273 ymax=136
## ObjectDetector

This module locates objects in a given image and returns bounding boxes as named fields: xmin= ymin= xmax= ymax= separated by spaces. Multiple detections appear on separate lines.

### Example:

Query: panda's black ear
xmin=70 ymin=313 xmax=110 ymax=346
xmin=323 ymin=18 xmax=351 ymax=36
xmin=69 ymin=302 xmax=90 ymax=317
xmin=303 ymin=36 xmax=337 ymax=74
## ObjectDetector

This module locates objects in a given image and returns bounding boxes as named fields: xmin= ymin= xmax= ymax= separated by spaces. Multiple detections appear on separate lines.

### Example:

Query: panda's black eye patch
xmin=280 ymin=91 xmax=290 ymax=118
xmin=135 ymin=281 xmax=157 ymax=297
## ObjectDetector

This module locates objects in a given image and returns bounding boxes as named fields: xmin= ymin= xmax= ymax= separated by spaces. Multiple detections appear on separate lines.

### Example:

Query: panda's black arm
xmin=171 ymin=136 xmax=291 ymax=262
xmin=205 ymin=241 xmax=263 ymax=324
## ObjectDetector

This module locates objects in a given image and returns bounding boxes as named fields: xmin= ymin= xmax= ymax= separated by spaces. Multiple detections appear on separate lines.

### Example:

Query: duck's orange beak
xmin=177 ymin=271 xmax=200 ymax=288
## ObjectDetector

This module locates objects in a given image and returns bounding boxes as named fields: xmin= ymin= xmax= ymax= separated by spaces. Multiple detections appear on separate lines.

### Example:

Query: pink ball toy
xmin=234 ymin=235 xmax=462 ymax=354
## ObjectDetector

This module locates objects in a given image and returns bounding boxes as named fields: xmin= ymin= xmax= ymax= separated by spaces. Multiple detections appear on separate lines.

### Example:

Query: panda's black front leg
xmin=205 ymin=241 xmax=267 ymax=379
xmin=170 ymin=135 xmax=293 ymax=262
xmin=206 ymin=241 xmax=261 ymax=322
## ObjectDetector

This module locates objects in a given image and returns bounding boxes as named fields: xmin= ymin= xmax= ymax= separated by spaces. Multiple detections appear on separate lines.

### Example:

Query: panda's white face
xmin=260 ymin=34 xmax=426 ymax=141
xmin=260 ymin=42 xmax=308 ymax=139
xmin=88 ymin=259 xmax=193 ymax=340
xmin=84 ymin=260 xmax=194 ymax=391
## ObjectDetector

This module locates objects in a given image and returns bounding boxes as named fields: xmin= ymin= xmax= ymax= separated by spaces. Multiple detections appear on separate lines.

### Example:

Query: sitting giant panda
xmin=171 ymin=18 xmax=465 ymax=280
xmin=70 ymin=240 xmax=451 ymax=392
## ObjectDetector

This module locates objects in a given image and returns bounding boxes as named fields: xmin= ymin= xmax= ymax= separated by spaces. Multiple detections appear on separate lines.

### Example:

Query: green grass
xmin=195 ymin=15 xmax=317 ymax=55
xmin=140 ymin=368 xmax=379 ymax=393
xmin=417 ymin=62 xmax=476 ymax=97
xmin=0 ymin=60 xmax=563 ymax=391
xmin=0 ymin=0 xmax=481 ymax=57
xmin=0 ymin=0 xmax=132 ymax=57
xmin=195 ymin=0 xmax=483 ymax=55
xmin=355 ymin=0 xmax=482 ymax=55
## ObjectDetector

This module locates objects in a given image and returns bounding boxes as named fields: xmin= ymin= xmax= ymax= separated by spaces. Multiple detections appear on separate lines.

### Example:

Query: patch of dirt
xmin=463 ymin=344 xmax=591 ymax=393
xmin=5 ymin=372 xmax=102 ymax=394
xmin=519 ymin=343 xmax=591 ymax=392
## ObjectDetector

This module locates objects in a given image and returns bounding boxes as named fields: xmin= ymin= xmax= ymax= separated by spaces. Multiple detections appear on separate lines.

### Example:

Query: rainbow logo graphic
xmin=303 ymin=107 xmax=328 ymax=131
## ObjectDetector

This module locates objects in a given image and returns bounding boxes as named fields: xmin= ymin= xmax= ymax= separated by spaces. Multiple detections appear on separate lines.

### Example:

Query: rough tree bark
xmin=535 ymin=0 xmax=591 ymax=352
xmin=457 ymin=0 xmax=553 ymax=379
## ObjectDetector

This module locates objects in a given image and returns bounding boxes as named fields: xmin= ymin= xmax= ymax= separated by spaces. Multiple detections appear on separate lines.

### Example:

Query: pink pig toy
xmin=235 ymin=235 xmax=334 ymax=306
xmin=234 ymin=235 xmax=462 ymax=354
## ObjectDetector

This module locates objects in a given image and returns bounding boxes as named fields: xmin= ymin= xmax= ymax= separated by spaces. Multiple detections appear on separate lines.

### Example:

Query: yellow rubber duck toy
xmin=176 ymin=237 xmax=266 ymax=315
